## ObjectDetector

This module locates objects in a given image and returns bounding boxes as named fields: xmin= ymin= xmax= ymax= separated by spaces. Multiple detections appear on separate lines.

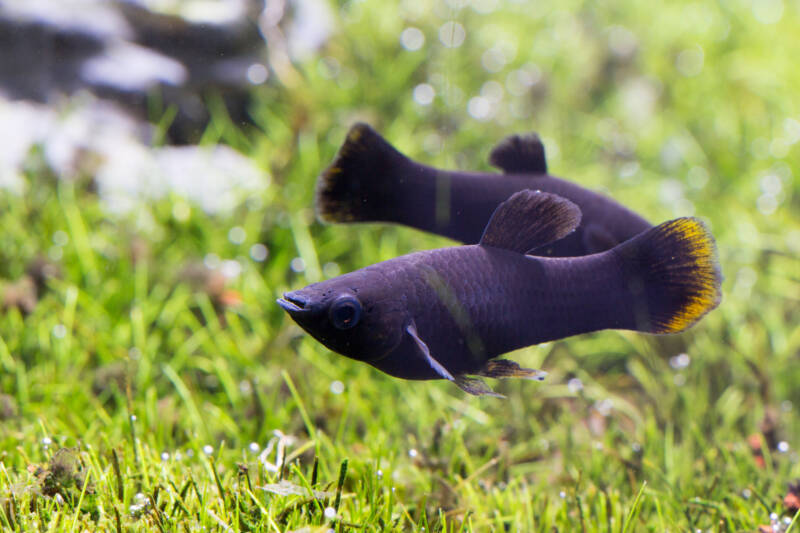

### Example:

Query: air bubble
xmin=228 ymin=226 xmax=246 ymax=245
xmin=290 ymin=257 xmax=306 ymax=273
xmin=400 ymin=27 xmax=425 ymax=51
xmin=413 ymin=83 xmax=435 ymax=106
xmin=250 ymin=243 xmax=268 ymax=262
xmin=439 ymin=22 xmax=465 ymax=48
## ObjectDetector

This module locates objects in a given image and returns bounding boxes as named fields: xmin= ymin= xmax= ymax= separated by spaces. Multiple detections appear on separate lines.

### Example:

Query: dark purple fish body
xmin=279 ymin=191 xmax=721 ymax=396
xmin=316 ymin=123 xmax=652 ymax=255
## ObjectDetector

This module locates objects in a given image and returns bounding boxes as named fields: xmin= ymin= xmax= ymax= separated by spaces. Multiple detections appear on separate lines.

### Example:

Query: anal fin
xmin=475 ymin=359 xmax=547 ymax=381
xmin=454 ymin=376 xmax=505 ymax=398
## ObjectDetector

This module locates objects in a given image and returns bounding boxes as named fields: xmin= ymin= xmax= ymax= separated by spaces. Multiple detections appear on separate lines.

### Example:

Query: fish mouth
xmin=276 ymin=292 xmax=310 ymax=315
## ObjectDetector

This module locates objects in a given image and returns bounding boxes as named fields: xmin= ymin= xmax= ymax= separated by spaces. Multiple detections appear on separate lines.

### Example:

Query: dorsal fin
xmin=489 ymin=133 xmax=548 ymax=174
xmin=479 ymin=190 xmax=581 ymax=254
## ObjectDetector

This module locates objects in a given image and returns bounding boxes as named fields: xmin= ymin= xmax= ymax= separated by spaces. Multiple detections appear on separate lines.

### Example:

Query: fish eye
xmin=329 ymin=295 xmax=362 ymax=330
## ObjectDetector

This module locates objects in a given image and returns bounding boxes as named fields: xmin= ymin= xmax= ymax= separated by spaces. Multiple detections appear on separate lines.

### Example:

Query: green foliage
xmin=1 ymin=0 xmax=798 ymax=530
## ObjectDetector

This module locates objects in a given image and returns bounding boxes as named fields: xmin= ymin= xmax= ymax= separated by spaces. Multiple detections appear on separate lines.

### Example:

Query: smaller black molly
xmin=316 ymin=123 xmax=652 ymax=256
xmin=278 ymin=191 xmax=722 ymax=396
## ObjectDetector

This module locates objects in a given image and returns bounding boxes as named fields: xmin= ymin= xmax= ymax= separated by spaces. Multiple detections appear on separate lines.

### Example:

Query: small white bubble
xmin=777 ymin=441 xmax=789 ymax=453
xmin=246 ymin=63 xmax=269 ymax=85
xmin=323 ymin=262 xmax=341 ymax=278
xmin=186 ymin=449 xmax=195 ymax=458
xmin=770 ymin=512 xmax=779 ymax=522
xmin=203 ymin=445 xmax=214 ymax=455
xmin=400 ymin=27 xmax=425 ymax=51
xmin=631 ymin=442 xmax=642 ymax=453
xmin=567 ymin=377 xmax=583 ymax=393
xmin=161 ymin=452 xmax=170 ymax=461
xmin=48 ymin=246 xmax=63 ymax=261
xmin=53 ymin=230 xmax=69 ymax=246
xmin=741 ymin=488 xmax=751 ymax=499
xmin=174 ymin=451 xmax=183 ymax=461
xmin=290 ymin=257 xmax=306 ymax=273
xmin=249 ymin=442 xmax=260 ymax=453
xmin=413 ymin=83 xmax=435 ymax=105
xmin=376 ymin=469 xmax=383 ymax=479
xmin=52 ymin=324 xmax=67 ymax=339
xmin=228 ymin=226 xmax=246 ymax=245
xmin=221 ymin=259 xmax=242 ymax=279
xmin=467 ymin=96 xmax=492 ymax=120
xmin=324 ymin=506 xmax=336 ymax=519
xmin=204 ymin=253 xmax=221 ymax=270
xmin=330 ymin=380 xmax=345 ymax=394
xmin=250 ymin=243 xmax=268 ymax=262
xmin=41 ymin=437 xmax=52 ymax=446
xmin=408 ymin=448 xmax=418 ymax=458
xmin=559 ymin=491 xmax=566 ymax=499
xmin=669 ymin=353 xmax=691 ymax=370
xmin=239 ymin=380 xmax=252 ymax=394
xmin=676 ymin=46 xmax=704 ymax=77
xmin=439 ymin=21 xmax=465 ymax=48
xmin=784 ymin=517 xmax=793 ymax=526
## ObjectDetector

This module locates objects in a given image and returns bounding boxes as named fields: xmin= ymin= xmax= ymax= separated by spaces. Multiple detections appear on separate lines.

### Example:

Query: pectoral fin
xmin=489 ymin=133 xmax=548 ymax=174
xmin=406 ymin=322 xmax=454 ymax=381
xmin=479 ymin=190 xmax=582 ymax=254
xmin=475 ymin=359 xmax=548 ymax=381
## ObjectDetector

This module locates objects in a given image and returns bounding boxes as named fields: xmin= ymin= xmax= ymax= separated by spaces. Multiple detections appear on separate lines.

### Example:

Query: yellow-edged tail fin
xmin=616 ymin=217 xmax=722 ymax=334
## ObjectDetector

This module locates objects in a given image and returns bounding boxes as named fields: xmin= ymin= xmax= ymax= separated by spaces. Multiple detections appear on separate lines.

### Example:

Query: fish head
xmin=277 ymin=269 xmax=407 ymax=362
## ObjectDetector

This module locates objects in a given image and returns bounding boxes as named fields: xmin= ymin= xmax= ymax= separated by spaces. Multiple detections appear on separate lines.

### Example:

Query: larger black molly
xmin=316 ymin=123 xmax=652 ymax=255
xmin=278 ymin=191 xmax=722 ymax=396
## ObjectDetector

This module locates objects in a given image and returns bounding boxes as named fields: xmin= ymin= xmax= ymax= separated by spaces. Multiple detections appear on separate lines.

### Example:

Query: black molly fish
xmin=316 ymin=123 xmax=653 ymax=256
xmin=278 ymin=190 xmax=722 ymax=396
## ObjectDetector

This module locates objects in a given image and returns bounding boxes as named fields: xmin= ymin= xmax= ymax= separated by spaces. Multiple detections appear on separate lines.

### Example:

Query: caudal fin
xmin=315 ymin=123 xmax=411 ymax=223
xmin=616 ymin=217 xmax=722 ymax=334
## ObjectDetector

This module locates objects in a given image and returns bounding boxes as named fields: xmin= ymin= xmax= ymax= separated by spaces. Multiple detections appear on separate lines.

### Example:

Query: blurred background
xmin=0 ymin=0 xmax=797 ymax=530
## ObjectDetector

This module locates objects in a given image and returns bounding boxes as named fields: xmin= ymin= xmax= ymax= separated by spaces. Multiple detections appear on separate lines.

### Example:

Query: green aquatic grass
xmin=1 ymin=0 xmax=799 ymax=530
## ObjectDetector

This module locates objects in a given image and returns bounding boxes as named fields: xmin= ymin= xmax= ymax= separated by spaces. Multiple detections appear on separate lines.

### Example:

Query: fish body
xmin=316 ymin=123 xmax=652 ymax=255
xmin=279 ymin=191 xmax=722 ymax=395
